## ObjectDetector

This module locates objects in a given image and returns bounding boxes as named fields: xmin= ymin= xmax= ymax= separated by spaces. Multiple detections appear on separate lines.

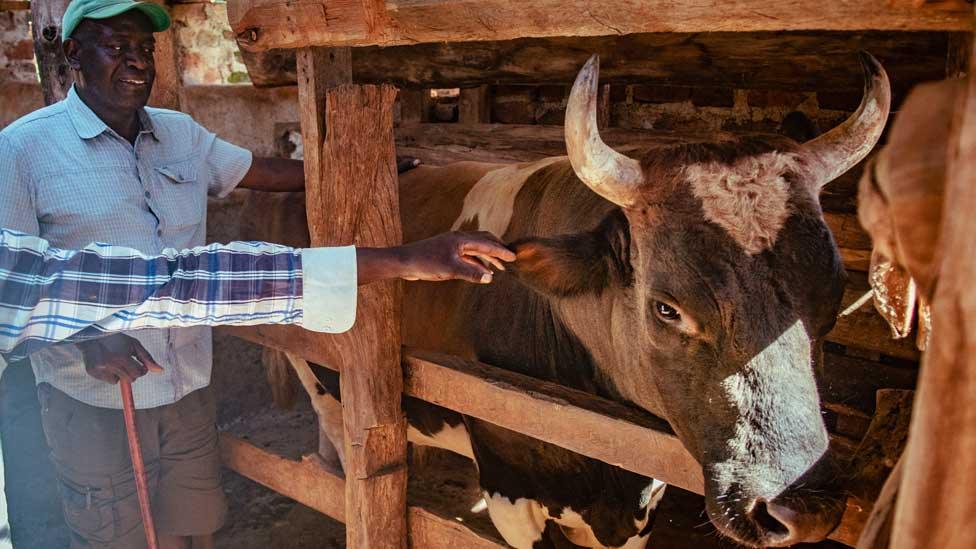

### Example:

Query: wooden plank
xmin=218 ymin=331 xmax=868 ymax=545
xmin=458 ymin=86 xmax=491 ymax=124
xmin=146 ymin=0 xmax=180 ymax=110
xmin=297 ymin=47 xmax=352 ymax=243
xmin=29 ymin=0 xmax=72 ymax=104
xmin=405 ymin=348 xmax=704 ymax=492
xmin=239 ymin=30 xmax=948 ymax=91
xmin=892 ymin=36 xmax=976 ymax=549
xmin=319 ymin=83 xmax=407 ymax=549
xmin=398 ymin=89 xmax=425 ymax=126
xmin=227 ymin=0 xmax=972 ymax=52
xmin=407 ymin=508 xmax=504 ymax=549
xmin=833 ymin=288 xmax=921 ymax=361
xmin=219 ymin=433 xmax=346 ymax=522
xmin=219 ymin=434 xmax=504 ymax=547
xmin=0 ymin=1 xmax=30 ymax=10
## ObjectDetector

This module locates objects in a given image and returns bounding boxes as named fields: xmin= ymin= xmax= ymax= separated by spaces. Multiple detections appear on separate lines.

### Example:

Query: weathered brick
xmin=632 ymin=85 xmax=691 ymax=104
xmin=691 ymin=87 xmax=735 ymax=108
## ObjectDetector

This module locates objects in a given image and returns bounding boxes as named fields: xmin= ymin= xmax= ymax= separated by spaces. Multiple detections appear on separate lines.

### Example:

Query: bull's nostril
xmin=750 ymin=499 xmax=791 ymax=540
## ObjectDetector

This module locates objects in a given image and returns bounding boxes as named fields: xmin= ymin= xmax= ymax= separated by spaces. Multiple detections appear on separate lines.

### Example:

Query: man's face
xmin=65 ymin=12 xmax=156 ymax=112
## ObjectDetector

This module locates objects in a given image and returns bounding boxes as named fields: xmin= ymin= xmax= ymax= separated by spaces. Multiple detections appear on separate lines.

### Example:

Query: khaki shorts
xmin=38 ymin=384 xmax=226 ymax=549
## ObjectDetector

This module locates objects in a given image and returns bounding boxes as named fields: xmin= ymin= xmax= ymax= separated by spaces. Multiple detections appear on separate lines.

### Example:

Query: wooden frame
xmin=227 ymin=0 xmax=973 ymax=52
xmin=220 ymin=1 xmax=975 ymax=547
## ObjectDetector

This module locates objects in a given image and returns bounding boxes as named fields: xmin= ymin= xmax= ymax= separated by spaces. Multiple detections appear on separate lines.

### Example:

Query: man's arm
xmin=236 ymin=156 xmax=423 ymax=193
xmin=0 ymin=228 xmax=513 ymax=363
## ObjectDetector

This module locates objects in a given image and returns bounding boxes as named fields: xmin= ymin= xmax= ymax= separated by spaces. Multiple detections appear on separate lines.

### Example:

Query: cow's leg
xmin=283 ymin=353 xmax=346 ymax=472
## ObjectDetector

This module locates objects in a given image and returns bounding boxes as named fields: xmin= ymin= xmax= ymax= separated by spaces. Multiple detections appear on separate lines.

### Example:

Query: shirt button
xmin=145 ymin=191 xmax=151 ymax=199
xmin=157 ymin=229 xmax=163 ymax=237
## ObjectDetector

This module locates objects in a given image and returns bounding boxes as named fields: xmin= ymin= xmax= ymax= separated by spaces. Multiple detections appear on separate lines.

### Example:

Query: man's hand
xmin=77 ymin=333 xmax=163 ymax=384
xmin=356 ymin=231 xmax=516 ymax=285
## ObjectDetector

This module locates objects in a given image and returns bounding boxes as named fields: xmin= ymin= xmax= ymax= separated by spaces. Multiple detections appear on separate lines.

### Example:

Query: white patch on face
xmin=711 ymin=320 xmax=829 ymax=499
xmin=452 ymin=157 xmax=564 ymax=237
xmin=485 ymin=492 xmax=549 ymax=549
xmin=406 ymin=422 xmax=474 ymax=460
xmin=685 ymin=152 xmax=800 ymax=255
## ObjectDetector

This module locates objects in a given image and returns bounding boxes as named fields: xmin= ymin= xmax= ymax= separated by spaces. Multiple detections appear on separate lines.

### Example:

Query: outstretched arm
xmin=0 ymin=228 xmax=514 ymax=365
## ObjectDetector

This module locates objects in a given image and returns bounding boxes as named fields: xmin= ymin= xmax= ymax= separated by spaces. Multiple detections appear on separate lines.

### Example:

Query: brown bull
xmin=252 ymin=54 xmax=890 ymax=548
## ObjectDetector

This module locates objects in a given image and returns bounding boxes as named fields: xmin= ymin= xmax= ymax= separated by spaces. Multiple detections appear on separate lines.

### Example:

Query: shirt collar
xmin=66 ymin=85 xmax=158 ymax=140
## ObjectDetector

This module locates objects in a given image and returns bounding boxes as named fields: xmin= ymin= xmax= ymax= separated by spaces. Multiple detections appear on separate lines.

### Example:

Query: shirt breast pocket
xmin=154 ymin=158 xmax=204 ymax=230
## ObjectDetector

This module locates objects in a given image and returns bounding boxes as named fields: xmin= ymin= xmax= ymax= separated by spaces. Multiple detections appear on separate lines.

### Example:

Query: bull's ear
xmin=510 ymin=212 xmax=631 ymax=297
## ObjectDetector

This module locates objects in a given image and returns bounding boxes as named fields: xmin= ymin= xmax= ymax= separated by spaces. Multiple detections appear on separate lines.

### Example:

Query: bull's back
xmin=398 ymin=161 xmax=508 ymax=241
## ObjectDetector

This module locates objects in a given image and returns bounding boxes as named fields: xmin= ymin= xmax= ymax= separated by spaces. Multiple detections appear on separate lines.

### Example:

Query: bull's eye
xmin=654 ymin=301 xmax=681 ymax=322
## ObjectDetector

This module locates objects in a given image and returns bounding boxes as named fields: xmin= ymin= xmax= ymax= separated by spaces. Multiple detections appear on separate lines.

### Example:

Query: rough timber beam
xmin=226 ymin=0 xmax=974 ymax=53
xmin=239 ymin=30 xmax=950 ymax=90
xmin=217 ymin=331 xmax=870 ymax=545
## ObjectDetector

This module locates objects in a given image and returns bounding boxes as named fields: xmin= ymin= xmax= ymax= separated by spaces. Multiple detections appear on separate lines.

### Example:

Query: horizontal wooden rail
xmin=239 ymin=30 xmax=949 ymax=89
xmin=0 ymin=1 xmax=30 ymax=10
xmin=226 ymin=0 xmax=973 ymax=52
xmin=221 ymin=325 xmax=869 ymax=545
xmin=219 ymin=434 xmax=504 ymax=548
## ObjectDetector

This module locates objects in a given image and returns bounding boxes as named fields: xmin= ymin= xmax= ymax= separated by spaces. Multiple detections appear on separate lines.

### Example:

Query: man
xmin=0 ymin=0 xmax=454 ymax=547
xmin=0 ymin=226 xmax=513 ymax=548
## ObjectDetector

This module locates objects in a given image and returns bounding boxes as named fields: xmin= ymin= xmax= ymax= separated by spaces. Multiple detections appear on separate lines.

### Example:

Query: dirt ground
xmin=1 ymin=336 xmax=846 ymax=549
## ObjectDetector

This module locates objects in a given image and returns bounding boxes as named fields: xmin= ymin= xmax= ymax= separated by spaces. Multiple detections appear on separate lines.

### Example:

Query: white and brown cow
xmin=252 ymin=53 xmax=890 ymax=548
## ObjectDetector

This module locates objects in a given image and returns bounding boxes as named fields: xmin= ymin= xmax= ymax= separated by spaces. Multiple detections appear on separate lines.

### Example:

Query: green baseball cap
xmin=62 ymin=0 xmax=171 ymax=41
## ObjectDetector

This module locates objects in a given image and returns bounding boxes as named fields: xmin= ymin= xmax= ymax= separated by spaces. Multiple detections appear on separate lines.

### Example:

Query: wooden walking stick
xmin=120 ymin=379 xmax=159 ymax=549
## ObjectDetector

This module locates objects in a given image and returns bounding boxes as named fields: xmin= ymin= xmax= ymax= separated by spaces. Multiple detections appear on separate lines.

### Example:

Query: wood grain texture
xmin=892 ymin=40 xmax=976 ymax=549
xmin=29 ymin=0 xmax=72 ymax=104
xmin=219 ymin=331 xmax=871 ymax=545
xmin=458 ymin=86 xmax=491 ymax=124
xmin=238 ymin=30 xmax=948 ymax=91
xmin=320 ymin=83 xmax=407 ymax=549
xmin=220 ymin=434 xmax=505 ymax=547
xmin=145 ymin=0 xmax=180 ymax=110
xmin=226 ymin=0 xmax=972 ymax=52
xmin=297 ymin=47 xmax=352 ymax=245
xmin=219 ymin=434 xmax=346 ymax=522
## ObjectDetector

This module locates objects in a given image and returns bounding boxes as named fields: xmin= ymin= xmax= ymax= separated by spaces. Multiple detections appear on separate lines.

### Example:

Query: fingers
xmin=458 ymin=255 xmax=494 ymax=284
xmin=132 ymin=341 xmax=164 ymax=374
xmin=86 ymin=365 xmax=121 ymax=385
xmin=459 ymin=233 xmax=517 ymax=265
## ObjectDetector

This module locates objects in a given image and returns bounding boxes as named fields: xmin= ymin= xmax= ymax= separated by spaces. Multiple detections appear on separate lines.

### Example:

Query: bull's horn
xmin=802 ymin=52 xmax=891 ymax=191
xmin=566 ymin=55 xmax=644 ymax=207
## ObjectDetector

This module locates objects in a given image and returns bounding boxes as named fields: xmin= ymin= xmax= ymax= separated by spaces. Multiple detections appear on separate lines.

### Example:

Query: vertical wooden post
xmin=459 ymin=85 xmax=491 ymax=124
xmin=296 ymin=46 xmax=407 ymax=549
xmin=891 ymin=34 xmax=976 ymax=549
xmin=398 ymin=89 xmax=425 ymax=126
xmin=29 ymin=0 xmax=72 ymax=104
xmin=146 ymin=0 xmax=181 ymax=110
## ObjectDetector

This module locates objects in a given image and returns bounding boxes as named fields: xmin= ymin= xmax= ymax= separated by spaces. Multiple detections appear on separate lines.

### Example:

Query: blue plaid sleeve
xmin=0 ymin=228 xmax=307 ymax=362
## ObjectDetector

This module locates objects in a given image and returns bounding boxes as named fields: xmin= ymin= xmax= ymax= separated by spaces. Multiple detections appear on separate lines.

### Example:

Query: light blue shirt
xmin=0 ymin=86 xmax=254 ymax=408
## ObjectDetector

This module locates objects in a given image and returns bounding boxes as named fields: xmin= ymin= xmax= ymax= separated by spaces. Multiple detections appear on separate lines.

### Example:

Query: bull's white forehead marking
xmin=711 ymin=320 xmax=828 ymax=499
xmin=485 ymin=493 xmax=548 ymax=548
xmin=452 ymin=157 xmax=564 ymax=237
xmin=406 ymin=422 xmax=474 ymax=460
xmin=684 ymin=152 xmax=800 ymax=255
